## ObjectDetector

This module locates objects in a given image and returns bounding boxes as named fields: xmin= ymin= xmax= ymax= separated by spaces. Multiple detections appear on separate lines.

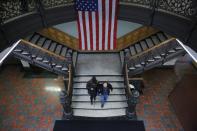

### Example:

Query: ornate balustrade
xmin=0 ymin=0 xmax=74 ymax=24
xmin=157 ymin=0 xmax=196 ymax=18
xmin=126 ymin=38 xmax=176 ymax=62
xmin=12 ymin=39 xmax=71 ymax=75
xmin=124 ymin=64 xmax=132 ymax=98
xmin=0 ymin=0 xmax=37 ymax=23
xmin=120 ymin=0 xmax=196 ymax=19
xmin=21 ymin=39 xmax=70 ymax=61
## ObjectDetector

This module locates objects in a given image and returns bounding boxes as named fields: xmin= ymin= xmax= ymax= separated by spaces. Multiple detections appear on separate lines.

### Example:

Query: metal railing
xmin=0 ymin=40 xmax=21 ymax=65
xmin=0 ymin=0 xmax=74 ymax=23
xmin=12 ymin=39 xmax=72 ymax=75
xmin=124 ymin=64 xmax=132 ymax=99
xmin=1 ymin=0 xmax=196 ymax=24
xmin=124 ymin=63 xmax=138 ymax=119
xmin=126 ymin=38 xmax=176 ymax=63
xmin=61 ymin=64 xmax=74 ymax=119
xmin=120 ymin=0 xmax=196 ymax=19
xmin=0 ymin=0 xmax=37 ymax=23
xmin=67 ymin=64 xmax=73 ymax=98
xmin=21 ymin=39 xmax=70 ymax=61
xmin=124 ymin=64 xmax=139 ymax=120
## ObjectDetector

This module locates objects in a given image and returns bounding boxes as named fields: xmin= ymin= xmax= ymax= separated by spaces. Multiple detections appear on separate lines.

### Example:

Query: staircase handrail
xmin=124 ymin=64 xmax=140 ymax=119
xmin=20 ymin=39 xmax=71 ymax=62
xmin=67 ymin=64 xmax=73 ymax=97
xmin=62 ymin=63 xmax=74 ymax=118
xmin=124 ymin=64 xmax=132 ymax=98
xmin=126 ymin=37 xmax=176 ymax=62
xmin=0 ymin=40 xmax=21 ymax=65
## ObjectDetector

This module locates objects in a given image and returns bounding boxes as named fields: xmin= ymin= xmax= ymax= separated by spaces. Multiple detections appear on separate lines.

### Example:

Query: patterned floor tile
xmin=0 ymin=66 xmax=183 ymax=130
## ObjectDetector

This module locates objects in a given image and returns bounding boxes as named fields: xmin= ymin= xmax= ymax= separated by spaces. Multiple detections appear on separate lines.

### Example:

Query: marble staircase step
xmin=73 ymin=82 xmax=124 ymax=89
xmin=72 ymin=95 xmax=127 ymax=102
xmin=73 ymin=108 xmax=126 ymax=117
xmin=74 ymin=76 xmax=124 ymax=82
xmin=73 ymin=88 xmax=125 ymax=95
xmin=72 ymin=101 xmax=127 ymax=109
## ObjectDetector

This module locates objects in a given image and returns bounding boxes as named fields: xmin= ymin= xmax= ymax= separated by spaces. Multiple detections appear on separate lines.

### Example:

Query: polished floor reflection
xmin=0 ymin=66 xmax=183 ymax=130
xmin=0 ymin=66 xmax=64 ymax=130
xmin=138 ymin=69 xmax=183 ymax=130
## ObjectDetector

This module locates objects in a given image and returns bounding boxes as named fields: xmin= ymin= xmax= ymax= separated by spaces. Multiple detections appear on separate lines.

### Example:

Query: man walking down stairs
xmin=72 ymin=53 xmax=127 ymax=118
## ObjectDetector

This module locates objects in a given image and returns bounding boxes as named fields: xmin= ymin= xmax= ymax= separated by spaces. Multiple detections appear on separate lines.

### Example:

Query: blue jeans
xmin=100 ymin=94 xmax=108 ymax=105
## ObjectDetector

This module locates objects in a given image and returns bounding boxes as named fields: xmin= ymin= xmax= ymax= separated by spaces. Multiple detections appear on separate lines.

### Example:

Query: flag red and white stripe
xmin=77 ymin=0 xmax=118 ymax=51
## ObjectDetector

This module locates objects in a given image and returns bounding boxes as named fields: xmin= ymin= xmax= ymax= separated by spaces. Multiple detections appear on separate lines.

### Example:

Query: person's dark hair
xmin=92 ymin=76 xmax=97 ymax=83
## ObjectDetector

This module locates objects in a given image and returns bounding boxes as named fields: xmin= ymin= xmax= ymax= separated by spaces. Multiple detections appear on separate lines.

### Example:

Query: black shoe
xmin=91 ymin=101 xmax=93 ymax=105
xmin=101 ymin=104 xmax=104 ymax=108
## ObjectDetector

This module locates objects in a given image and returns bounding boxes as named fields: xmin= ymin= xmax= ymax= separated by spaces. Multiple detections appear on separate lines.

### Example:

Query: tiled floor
xmin=137 ymin=68 xmax=183 ymax=131
xmin=0 ymin=66 xmax=183 ymax=130
xmin=0 ymin=66 xmax=63 ymax=131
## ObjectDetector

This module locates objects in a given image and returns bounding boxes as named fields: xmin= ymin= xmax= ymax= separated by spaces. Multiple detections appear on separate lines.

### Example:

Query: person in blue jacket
xmin=99 ymin=82 xmax=113 ymax=108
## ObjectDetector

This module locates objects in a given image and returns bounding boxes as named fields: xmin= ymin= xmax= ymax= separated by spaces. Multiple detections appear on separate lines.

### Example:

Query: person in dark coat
xmin=86 ymin=76 xmax=98 ymax=105
xmin=97 ymin=82 xmax=103 ymax=95
xmin=99 ymin=82 xmax=113 ymax=108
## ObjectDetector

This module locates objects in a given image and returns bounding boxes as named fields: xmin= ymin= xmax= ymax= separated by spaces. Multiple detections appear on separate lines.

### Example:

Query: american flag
xmin=75 ymin=0 xmax=118 ymax=51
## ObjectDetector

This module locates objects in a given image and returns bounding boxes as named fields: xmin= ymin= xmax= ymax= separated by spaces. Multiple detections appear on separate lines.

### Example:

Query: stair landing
xmin=76 ymin=53 xmax=122 ymax=75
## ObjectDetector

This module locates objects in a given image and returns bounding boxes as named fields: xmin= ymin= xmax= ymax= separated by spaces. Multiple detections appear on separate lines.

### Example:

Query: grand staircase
xmin=8 ymin=28 xmax=186 ymax=119
xmin=71 ymin=53 xmax=127 ymax=118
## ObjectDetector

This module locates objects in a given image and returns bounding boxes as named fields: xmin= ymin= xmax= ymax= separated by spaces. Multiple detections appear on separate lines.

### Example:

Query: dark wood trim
xmin=116 ymin=26 xmax=159 ymax=50
xmin=38 ymin=26 xmax=158 ymax=52
xmin=38 ymin=27 xmax=79 ymax=51
xmin=125 ymin=64 xmax=132 ymax=96
xmin=67 ymin=64 xmax=73 ymax=96
xmin=21 ymin=39 xmax=67 ymax=61
xmin=126 ymin=38 xmax=176 ymax=61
